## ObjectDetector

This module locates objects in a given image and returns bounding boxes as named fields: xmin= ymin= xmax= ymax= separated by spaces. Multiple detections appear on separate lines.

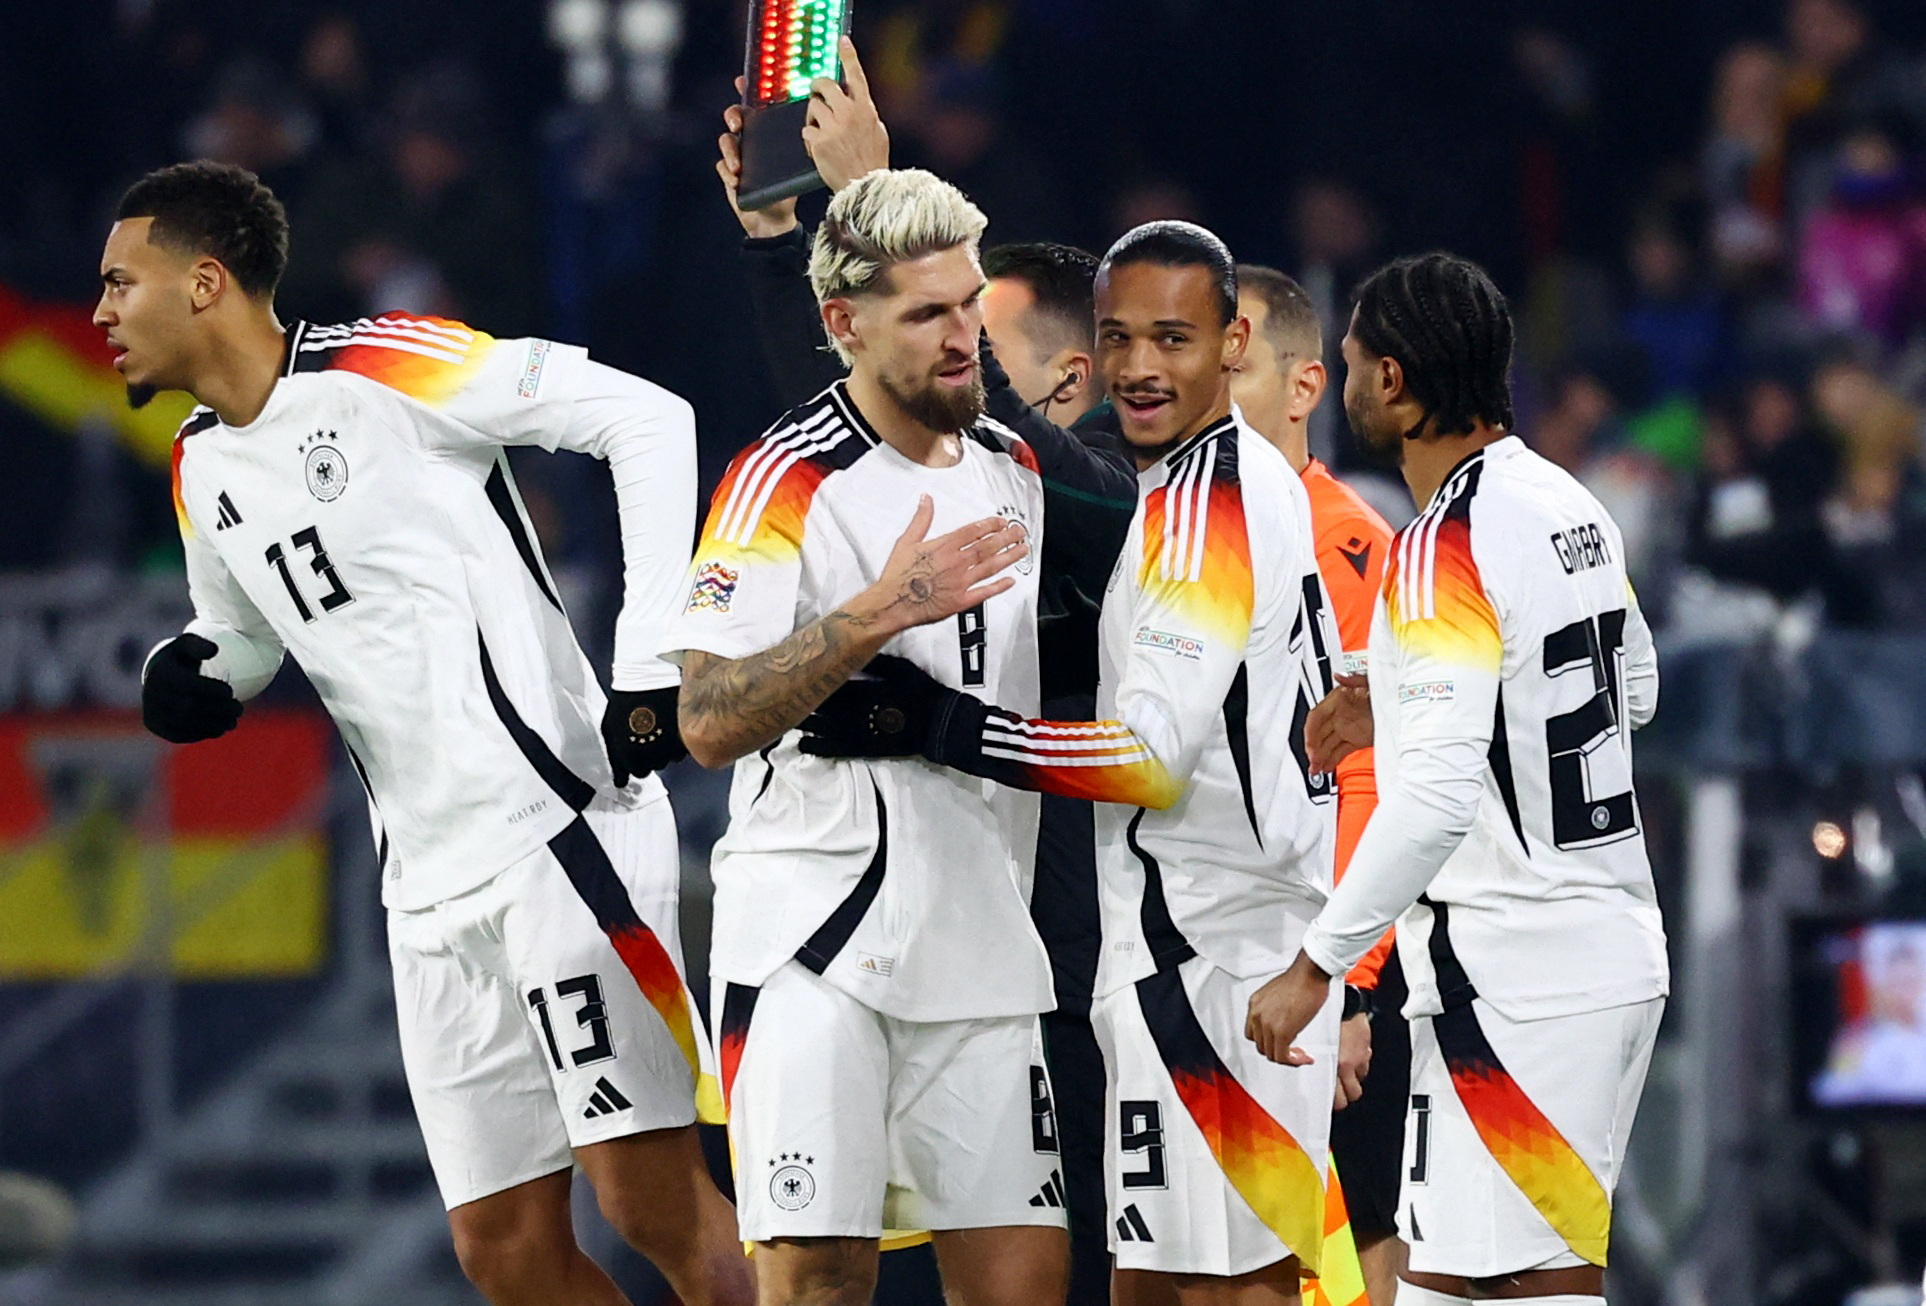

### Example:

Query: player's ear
xmin=189 ymin=256 xmax=226 ymax=312
xmin=1221 ymin=314 xmax=1251 ymax=373
xmin=1379 ymin=353 xmax=1407 ymax=405
xmin=1290 ymin=358 xmax=1327 ymax=418
xmin=821 ymin=298 xmax=860 ymax=355
xmin=1054 ymin=348 xmax=1097 ymax=403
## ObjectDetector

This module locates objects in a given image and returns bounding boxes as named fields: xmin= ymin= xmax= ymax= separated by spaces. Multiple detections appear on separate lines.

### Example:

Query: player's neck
xmin=1261 ymin=417 xmax=1312 ymax=474
xmin=845 ymin=370 xmax=963 ymax=467
xmin=1401 ymin=421 xmax=1507 ymax=509
xmin=192 ymin=308 xmax=289 ymax=428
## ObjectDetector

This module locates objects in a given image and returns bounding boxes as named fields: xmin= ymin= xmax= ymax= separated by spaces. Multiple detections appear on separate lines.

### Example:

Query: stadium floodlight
xmin=735 ymin=0 xmax=853 ymax=210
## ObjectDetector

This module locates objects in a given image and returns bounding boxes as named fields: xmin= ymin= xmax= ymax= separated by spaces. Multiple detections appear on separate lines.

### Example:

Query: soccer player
xmin=1245 ymin=254 xmax=1667 ymax=1306
xmin=662 ymin=168 xmax=1066 ymax=1306
xmin=718 ymin=59 xmax=1134 ymax=1306
xmin=1232 ymin=265 xmax=1406 ymax=1304
xmin=803 ymin=223 xmax=1343 ymax=1305
xmin=102 ymin=162 xmax=750 ymax=1306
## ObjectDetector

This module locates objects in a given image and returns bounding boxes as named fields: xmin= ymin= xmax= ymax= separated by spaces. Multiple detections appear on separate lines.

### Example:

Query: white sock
xmin=1392 ymin=1287 xmax=1472 ymax=1306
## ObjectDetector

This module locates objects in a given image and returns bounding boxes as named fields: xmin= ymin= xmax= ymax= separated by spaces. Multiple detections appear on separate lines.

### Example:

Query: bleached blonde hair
xmin=809 ymin=169 xmax=988 ymax=363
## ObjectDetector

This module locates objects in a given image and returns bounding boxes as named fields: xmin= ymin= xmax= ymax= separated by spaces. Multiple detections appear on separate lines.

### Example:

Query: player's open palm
xmin=874 ymin=495 xmax=1028 ymax=632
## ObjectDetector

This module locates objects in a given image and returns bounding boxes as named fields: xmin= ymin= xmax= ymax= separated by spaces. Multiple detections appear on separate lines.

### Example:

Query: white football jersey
xmin=166 ymin=315 xmax=696 ymax=910
xmin=951 ymin=414 xmax=1339 ymax=995
xmin=1300 ymin=436 xmax=1669 ymax=1020
xmin=660 ymin=381 xmax=1054 ymax=1022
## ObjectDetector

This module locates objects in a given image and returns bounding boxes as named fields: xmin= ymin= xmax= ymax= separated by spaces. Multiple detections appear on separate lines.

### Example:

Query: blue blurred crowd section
xmin=5 ymin=0 xmax=1926 ymax=1303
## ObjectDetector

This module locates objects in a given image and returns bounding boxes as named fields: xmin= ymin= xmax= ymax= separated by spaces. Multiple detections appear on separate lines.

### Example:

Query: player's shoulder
xmin=963 ymin=415 xmax=1042 ymax=477
xmin=1303 ymin=459 xmax=1394 ymax=551
xmin=1143 ymin=414 xmax=1253 ymax=581
xmin=733 ymin=381 xmax=878 ymax=477
xmin=173 ymin=406 xmax=221 ymax=444
xmin=286 ymin=314 xmax=493 ymax=398
xmin=705 ymin=383 xmax=878 ymax=545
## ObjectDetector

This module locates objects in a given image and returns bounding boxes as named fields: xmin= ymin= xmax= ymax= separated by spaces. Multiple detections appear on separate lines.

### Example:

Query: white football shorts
xmin=1093 ymin=955 xmax=1339 ymax=1278
xmin=389 ymin=794 xmax=718 ymax=1209
xmin=715 ymin=959 xmax=1066 ymax=1242
xmin=1400 ymin=995 xmax=1663 ymax=1278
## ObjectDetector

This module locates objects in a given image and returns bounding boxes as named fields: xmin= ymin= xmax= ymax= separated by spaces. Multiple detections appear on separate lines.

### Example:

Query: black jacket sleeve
xmin=740 ymin=226 xmax=845 ymax=407
xmin=979 ymin=335 xmax=1137 ymax=619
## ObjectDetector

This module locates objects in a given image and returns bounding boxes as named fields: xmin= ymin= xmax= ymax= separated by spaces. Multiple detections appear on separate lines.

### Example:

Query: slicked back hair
xmin=1097 ymin=221 xmax=1237 ymax=327
xmin=116 ymin=161 xmax=289 ymax=298
xmin=982 ymin=242 xmax=1098 ymax=362
xmin=1236 ymin=263 xmax=1322 ymax=362
xmin=1351 ymin=252 xmax=1515 ymax=437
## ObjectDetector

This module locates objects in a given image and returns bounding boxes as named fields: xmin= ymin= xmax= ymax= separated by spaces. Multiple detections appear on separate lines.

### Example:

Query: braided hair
xmin=1351 ymin=253 xmax=1514 ymax=439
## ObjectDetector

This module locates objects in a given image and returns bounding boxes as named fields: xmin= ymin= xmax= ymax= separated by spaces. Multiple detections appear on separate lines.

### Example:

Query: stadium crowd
xmin=5 ymin=0 xmax=1926 ymax=648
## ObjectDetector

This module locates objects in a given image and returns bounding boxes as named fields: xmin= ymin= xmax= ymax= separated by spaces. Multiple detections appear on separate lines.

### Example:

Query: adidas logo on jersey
xmin=214 ymin=492 xmax=243 ymax=531
xmin=581 ymin=1076 xmax=632 ymax=1119
xmin=1027 ymin=1168 xmax=1067 ymax=1209
xmin=1113 ymin=1203 xmax=1153 ymax=1242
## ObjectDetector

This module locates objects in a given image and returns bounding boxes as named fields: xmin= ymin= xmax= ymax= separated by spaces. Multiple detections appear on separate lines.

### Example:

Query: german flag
xmin=0 ymin=711 xmax=330 ymax=977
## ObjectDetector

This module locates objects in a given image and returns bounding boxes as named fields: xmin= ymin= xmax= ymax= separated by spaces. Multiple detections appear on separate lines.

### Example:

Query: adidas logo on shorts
xmin=1114 ymin=1204 xmax=1153 ymax=1243
xmin=582 ymin=1077 xmax=632 ymax=1119
xmin=1027 ymin=1169 xmax=1067 ymax=1209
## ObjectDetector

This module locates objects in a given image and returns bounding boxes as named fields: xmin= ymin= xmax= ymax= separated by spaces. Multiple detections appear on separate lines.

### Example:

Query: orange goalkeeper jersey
xmin=1301 ymin=458 xmax=1396 ymax=988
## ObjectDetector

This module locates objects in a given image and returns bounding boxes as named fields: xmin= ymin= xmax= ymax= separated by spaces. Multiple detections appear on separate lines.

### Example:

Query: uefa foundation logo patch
xmin=769 ymin=1153 xmax=816 ymax=1211
xmin=300 ymin=430 xmax=349 ymax=502
xmin=1133 ymin=627 xmax=1203 ymax=660
xmin=686 ymin=560 xmax=740 ymax=613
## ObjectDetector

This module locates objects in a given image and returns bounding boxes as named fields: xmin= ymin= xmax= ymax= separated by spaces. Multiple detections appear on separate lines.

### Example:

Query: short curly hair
xmin=117 ymin=161 xmax=289 ymax=298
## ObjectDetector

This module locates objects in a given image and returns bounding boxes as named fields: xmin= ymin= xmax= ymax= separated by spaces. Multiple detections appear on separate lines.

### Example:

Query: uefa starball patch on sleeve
xmin=686 ymin=560 xmax=740 ymax=613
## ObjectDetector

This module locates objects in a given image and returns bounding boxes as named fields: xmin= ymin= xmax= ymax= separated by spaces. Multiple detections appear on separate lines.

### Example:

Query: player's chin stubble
xmin=126 ymin=382 xmax=159 ymax=410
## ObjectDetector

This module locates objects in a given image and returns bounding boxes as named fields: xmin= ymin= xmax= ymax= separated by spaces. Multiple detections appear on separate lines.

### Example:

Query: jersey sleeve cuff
xmin=1299 ymin=926 xmax=1356 ymax=983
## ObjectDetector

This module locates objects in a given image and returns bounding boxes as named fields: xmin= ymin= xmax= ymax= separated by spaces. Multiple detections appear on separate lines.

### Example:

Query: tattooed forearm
xmin=680 ymin=607 xmax=890 ymax=766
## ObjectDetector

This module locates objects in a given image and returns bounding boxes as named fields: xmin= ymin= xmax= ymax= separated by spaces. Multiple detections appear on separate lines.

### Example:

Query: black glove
xmin=798 ymin=655 xmax=989 ymax=766
xmin=602 ymin=687 xmax=688 ymax=786
xmin=142 ymin=634 xmax=243 ymax=744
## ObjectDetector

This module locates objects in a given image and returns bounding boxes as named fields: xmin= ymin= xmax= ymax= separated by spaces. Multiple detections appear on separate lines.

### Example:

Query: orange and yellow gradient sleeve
xmin=964 ymin=473 xmax=1253 ymax=810
xmin=1299 ymin=507 xmax=1503 ymax=983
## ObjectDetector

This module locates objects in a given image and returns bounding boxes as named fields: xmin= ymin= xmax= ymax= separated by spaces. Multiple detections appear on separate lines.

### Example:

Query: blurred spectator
xmin=1291 ymin=178 xmax=1383 ymax=469
xmin=298 ymin=12 xmax=376 ymax=159
xmin=280 ymin=64 xmax=539 ymax=332
xmin=891 ymin=62 xmax=1070 ymax=245
xmin=1686 ymin=368 xmax=1876 ymax=623
xmin=1796 ymin=115 xmax=1926 ymax=348
xmin=1781 ymin=0 xmax=1926 ymax=227
xmin=1530 ymin=366 xmax=1676 ymax=589
xmin=181 ymin=57 xmax=320 ymax=204
xmin=868 ymin=0 xmax=1008 ymax=131
xmin=1107 ymin=174 xmax=1203 ymax=239
xmin=1703 ymin=41 xmax=1789 ymax=282
xmin=1812 ymin=349 xmax=1926 ymax=625
xmin=1622 ymin=207 xmax=1727 ymax=401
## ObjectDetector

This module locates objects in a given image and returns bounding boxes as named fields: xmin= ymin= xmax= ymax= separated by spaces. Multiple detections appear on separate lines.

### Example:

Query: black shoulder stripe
xmin=178 ymin=409 xmax=220 ymax=439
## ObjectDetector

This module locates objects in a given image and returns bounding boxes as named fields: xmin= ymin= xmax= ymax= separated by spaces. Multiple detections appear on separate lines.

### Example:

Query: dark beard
xmin=881 ymin=369 xmax=986 ymax=434
xmin=1345 ymin=393 xmax=1404 ymax=469
xmin=126 ymin=382 xmax=158 ymax=410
